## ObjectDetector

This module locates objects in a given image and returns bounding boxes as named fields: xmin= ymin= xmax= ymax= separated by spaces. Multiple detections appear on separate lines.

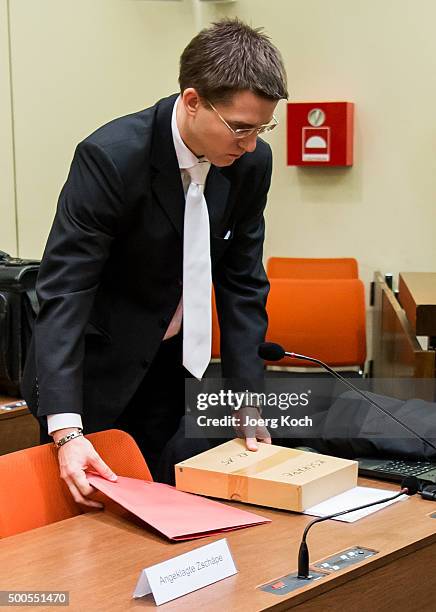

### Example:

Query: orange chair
xmin=0 ymin=429 xmax=152 ymax=538
xmin=267 ymin=257 xmax=358 ymax=280
xmin=265 ymin=278 xmax=366 ymax=369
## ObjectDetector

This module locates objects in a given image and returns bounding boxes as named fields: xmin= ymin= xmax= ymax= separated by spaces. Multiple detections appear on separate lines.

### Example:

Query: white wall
xmin=216 ymin=0 xmax=436 ymax=288
xmin=3 ymin=0 xmax=436 ymax=291
xmin=6 ymin=0 xmax=214 ymax=258
xmin=0 ymin=0 xmax=17 ymax=256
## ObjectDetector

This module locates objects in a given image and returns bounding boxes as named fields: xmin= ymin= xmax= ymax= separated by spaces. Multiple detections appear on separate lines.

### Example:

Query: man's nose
xmin=238 ymin=133 xmax=257 ymax=153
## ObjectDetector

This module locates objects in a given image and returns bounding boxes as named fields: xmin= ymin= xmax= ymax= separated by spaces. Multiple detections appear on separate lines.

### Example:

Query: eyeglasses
xmin=207 ymin=100 xmax=278 ymax=140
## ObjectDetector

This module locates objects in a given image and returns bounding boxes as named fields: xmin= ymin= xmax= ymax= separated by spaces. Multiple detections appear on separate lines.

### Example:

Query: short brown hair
xmin=179 ymin=18 xmax=288 ymax=105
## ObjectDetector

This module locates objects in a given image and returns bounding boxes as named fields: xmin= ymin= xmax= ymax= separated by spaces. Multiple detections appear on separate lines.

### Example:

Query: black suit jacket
xmin=22 ymin=94 xmax=272 ymax=432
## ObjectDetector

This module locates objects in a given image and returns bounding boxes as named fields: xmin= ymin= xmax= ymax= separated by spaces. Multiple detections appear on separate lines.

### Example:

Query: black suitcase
xmin=0 ymin=251 xmax=40 ymax=395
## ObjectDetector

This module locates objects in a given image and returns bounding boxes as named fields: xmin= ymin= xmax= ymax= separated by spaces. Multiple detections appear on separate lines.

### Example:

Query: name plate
xmin=133 ymin=538 xmax=237 ymax=605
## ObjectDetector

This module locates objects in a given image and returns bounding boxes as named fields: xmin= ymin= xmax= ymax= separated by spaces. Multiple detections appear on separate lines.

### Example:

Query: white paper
xmin=133 ymin=538 xmax=237 ymax=605
xmin=304 ymin=486 xmax=408 ymax=522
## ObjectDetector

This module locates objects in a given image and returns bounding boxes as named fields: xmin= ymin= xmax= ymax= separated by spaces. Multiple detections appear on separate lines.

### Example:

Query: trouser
xmin=114 ymin=333 xmax=188 ymax=481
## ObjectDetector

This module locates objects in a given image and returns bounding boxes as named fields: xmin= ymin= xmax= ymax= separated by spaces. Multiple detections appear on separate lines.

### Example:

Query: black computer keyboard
xmin=358 ymin=457 xmax=436 ymax=485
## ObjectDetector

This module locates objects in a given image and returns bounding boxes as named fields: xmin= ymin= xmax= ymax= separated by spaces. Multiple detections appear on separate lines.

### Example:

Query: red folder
xmin=87 ymin=474 xmax=270 ymax=541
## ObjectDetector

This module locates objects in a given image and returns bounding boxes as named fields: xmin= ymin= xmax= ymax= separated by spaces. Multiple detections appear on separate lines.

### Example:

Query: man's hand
xmin=233 ymin=406 xmax=272 ymax=451
xmin=53 ymin=428 xmax=117 ymax=508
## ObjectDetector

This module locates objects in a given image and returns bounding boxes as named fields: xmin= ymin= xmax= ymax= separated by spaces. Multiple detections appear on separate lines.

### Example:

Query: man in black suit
xmin=22 ymin=19 xmax=288 ymax=507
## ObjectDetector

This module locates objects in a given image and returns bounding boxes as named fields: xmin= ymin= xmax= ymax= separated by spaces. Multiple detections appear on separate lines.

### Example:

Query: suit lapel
xmin=150 ymin=95 xmax=185 ymax=238
xmin=151 ymin=162 xmax=185 ymax=238
xmin=150 ymin=94 xmax=231 ymax=240
xmin=204 ymin=166 xmax=230 ymax=238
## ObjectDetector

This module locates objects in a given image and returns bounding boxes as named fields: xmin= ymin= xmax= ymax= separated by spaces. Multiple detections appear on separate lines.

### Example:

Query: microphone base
xmin=313 ymin=545 xmax=377 ymax=573
xmin=297 ymin=574 xmax=313 ymax=580
xmin=259 ymin=547 xmax=378 ymax=595
xmin=259 ymin=571 xmax=326 ymax=595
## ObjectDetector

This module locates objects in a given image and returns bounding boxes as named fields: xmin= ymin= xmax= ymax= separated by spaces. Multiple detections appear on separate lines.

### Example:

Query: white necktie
xmin=182 ymin=161 xmax=212 ymax=379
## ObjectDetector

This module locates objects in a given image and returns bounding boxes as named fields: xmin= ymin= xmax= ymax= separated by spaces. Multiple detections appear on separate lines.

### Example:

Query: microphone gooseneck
xmin=258 ymin=342 xmax=428 ymax=578
xmin=297 ymin=476 xmax=419 ymax=579
xmin=257 ymin=342 xmax=436 ymax=454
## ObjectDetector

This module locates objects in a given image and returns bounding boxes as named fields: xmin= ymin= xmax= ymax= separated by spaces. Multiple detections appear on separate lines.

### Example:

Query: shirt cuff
xmin=47 ymin=413 xmax=83 ymax=435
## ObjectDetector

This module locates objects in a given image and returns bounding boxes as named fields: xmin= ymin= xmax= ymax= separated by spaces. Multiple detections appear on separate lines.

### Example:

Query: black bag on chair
xmin=0 ymin=251 xmax=40 ymax=396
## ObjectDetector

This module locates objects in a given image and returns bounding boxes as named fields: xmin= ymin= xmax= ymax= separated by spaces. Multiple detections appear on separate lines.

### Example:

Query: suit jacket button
xmin=159 ymin=318 xmax=168 ymax=328
xmin=141 ymin=359 xmax=149 ymax=368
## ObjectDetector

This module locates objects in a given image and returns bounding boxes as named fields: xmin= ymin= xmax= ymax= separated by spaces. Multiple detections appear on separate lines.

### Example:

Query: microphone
xmin=258 ymin=342 xmax=436 ymax=454
xmin=259 ymin=342 xmax=286 ymax=362
xmin=297 ymin=476 xmax=419 ymax=579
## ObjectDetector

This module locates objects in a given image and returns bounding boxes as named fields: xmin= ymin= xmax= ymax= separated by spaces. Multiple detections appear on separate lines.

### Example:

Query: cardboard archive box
xmin=175 ymin=439 xmax=358 ymax=512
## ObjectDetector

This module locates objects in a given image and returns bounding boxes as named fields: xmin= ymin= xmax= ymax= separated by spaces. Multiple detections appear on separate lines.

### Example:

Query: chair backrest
xmin=267 ymin=257 xmax=358 ymax=279
xmin=266 ymin=278 xmax=366 ymax=367
xmin=0 ymin=429 xmax=151 ymax=538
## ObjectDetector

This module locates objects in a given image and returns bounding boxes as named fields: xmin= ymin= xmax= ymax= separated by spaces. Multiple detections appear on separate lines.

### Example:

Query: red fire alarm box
xmin=287 ymin=102 xmax=354 ymax=166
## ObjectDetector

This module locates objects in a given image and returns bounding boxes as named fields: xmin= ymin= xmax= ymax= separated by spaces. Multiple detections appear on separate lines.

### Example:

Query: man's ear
xmin=181 ymin=88 xmax=202 ymax=117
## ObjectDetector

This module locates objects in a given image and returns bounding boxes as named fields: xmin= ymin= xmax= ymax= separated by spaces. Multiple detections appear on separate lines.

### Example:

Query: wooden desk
xmin=1 ymin=478 xmax=435 ymax=611
xmin=371 ymin=272 xmax=435 ymax=399
xmin=399 ymin=272 xmax=436 ymax=337
xmin=0 ymin=396 xmax=39 ymax=455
